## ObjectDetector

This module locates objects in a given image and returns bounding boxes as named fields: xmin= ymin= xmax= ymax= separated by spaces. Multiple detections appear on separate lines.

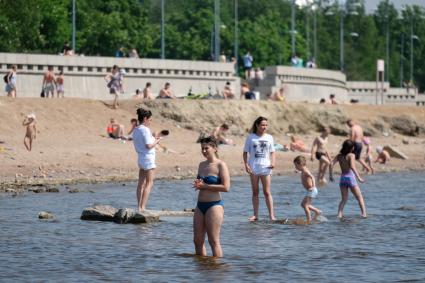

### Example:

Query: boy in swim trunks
xmin=294 ymin=156 xmax=322 ymax=224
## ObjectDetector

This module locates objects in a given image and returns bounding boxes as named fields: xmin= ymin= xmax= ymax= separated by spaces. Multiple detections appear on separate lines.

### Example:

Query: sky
xmin=296 ymin=0 xmax=425 ymax=13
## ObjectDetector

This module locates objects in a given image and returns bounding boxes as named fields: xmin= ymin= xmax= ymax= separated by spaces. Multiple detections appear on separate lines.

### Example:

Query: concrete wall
xmin=255 ymin=66 xmax=349 ymax=102
xmin=347 ymin=81 xmax=418 ymax=106
xmin=0 ymin=52 xmax=240 ymax=99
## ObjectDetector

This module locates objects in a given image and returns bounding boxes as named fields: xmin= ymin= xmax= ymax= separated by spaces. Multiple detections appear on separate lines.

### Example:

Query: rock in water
xmin=38 ymin=211 xmax=54 ymax=219
xmin=80 ymin=205 xmax=118 ymax=221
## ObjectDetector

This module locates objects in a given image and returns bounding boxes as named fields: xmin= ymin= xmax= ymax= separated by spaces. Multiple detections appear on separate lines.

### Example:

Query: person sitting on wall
xmin=330 ymin=94 xmax=338 ymax=104
xmin=222 ymin=82 xmax=235 ymax=99
xmin=158 ymin=82 xmax=176 ymax=99
xmin=270 ymin=86 xmax=285 ymax=102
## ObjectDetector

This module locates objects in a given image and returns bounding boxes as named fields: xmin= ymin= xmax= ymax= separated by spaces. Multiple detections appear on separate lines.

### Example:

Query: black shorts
xmin=244 ymin=66 xmax=252 ymax=71
xmin=315 ymin=152 xmax=326 ymax=161
xmin=354 ymin=142 xmax=363 ymax=160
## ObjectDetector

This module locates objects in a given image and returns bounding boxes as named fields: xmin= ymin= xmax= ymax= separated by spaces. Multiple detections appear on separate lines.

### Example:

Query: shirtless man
xmin=143 ymin=82 xmax=155 ymax=99
xmin=158 ymin=82 xmax=175 ymax=99
xmin=211 ymin=124 xmax=234 ymax=145
xmin=311 ymin=128 xmax=332 ymax=185
xmin=42 ymin=66 xmax=56 ymax=98
xmin=347 ymin=119 xmax=371 ymax=172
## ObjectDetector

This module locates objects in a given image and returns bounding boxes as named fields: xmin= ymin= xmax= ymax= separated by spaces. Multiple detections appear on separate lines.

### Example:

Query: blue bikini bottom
xmin=197 ymin=200 xmax=224 ymax=215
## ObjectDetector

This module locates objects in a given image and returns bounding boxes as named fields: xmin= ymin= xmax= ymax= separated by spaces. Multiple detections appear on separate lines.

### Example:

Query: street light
xmin=325 ymin=0 xmax=360 ymax=72
xmin=72 ymin=0 xmax=76 ymax=51
xmin=161 ymin=0 xmax=165 ymax=59
xmin=291 ymin=0 xmax=296 ymax=54
xmin=234 ymin=0 xmax=238 ymax=72
xmin=214 ymin=0 xmax=220 ymax=62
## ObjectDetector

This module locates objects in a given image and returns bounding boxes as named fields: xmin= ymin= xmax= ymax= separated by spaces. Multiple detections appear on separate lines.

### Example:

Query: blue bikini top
xmin=197 ymin=175 xmax=221 ymax=184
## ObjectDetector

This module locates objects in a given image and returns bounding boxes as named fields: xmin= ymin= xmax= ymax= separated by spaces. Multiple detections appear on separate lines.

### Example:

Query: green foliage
xmin=0 ymin=0 xmax=424 ymax=91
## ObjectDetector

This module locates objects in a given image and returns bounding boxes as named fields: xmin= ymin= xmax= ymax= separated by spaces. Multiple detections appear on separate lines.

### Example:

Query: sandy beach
xmin=0 ymin=97 xmax=424 ymax=191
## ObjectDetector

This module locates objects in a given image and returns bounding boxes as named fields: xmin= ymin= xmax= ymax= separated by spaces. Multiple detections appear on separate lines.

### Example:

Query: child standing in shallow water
xmin=330 ymin=139 xmax=367 ymax=219
xmin=22 ymin=114 xmax=36 ymax=151
xmin=293 ymin=156 xmax=322 ymax=223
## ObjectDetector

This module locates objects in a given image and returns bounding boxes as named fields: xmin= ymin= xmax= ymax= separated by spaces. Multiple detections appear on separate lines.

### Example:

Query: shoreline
xmin=1 ymin=98 xmax=424 ymax=193
xmin=2 ymin=165 xmax=424 ymax=193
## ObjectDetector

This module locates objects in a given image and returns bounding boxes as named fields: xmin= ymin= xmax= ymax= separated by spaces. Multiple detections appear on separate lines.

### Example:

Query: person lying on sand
xmin=289 ymin=136 xmax=309 ymax=153
xmin=106 ymin=118 xmax=125 ymax=140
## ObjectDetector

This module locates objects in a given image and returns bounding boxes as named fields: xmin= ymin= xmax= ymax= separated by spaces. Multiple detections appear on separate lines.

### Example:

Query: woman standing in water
xmin=193 ymin=137 xmax=230 ymax=258
xmin=243 ymin=116 xmax=276 ymax=221
xmin=133 ymin=108 xmax=161 ymax=211
xmin=330 ymin=139 xmax=367 ymax=218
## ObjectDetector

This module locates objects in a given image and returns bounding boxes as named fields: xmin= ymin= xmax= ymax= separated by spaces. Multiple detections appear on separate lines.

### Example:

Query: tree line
xmin=0 ymin=0 xmax=424 ymax=91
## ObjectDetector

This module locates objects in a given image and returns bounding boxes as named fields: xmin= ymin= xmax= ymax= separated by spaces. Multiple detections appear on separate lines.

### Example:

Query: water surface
xmin=1 ymin=172 xmax=424 ymax=282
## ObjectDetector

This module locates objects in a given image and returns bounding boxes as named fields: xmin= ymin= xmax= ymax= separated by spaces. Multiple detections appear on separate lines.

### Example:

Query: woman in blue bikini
xmin=330 ymin=139 xmax=367 ymax=219
xmin=193 ymin=137 xmax=230 ymax=257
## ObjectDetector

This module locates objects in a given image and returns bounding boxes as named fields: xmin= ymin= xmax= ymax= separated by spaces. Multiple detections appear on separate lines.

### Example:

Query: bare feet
xmin=248 ymin=216 xmax=258 ymax=222
xmin=361 ymin=214 xmax=367 ymax=219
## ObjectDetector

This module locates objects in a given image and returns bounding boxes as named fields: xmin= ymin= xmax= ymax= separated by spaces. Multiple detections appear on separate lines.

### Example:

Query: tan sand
xmin=0 ymin=97 xmax=424 ymax=190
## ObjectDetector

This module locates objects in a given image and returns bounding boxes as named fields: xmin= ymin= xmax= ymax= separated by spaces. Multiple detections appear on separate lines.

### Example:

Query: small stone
xmin=46 ymin=187 xmax=60 ymax=193
xmin=30 ymin=187 xmax=46 ymax=193
xmin=5 ymin=188 xmax=16 ymax=193
xmin=402 ymin=139 xmax=409 ymax=145
xmin=68 ymin=188 xmax=80 ymax=193
xmin=175 ymin=166 xmax=181 ymax=172
xmin=38 ymin=211 xmax=54 ymax=219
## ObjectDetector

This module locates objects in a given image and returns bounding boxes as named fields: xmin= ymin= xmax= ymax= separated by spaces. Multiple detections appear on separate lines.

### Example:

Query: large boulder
xmin=383 ymin=115 xmax=423 ymax=136
xmin=81 ymin=205 xmax=118 ymax=222
xmin=114 ymin=208 xmax=159 ymax=224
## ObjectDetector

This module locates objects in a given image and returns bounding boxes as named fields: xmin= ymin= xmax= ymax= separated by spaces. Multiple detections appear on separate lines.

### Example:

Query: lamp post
xmin=214 ymin=0 xmax=220 ymax=62
xmin=161 ymin=0 xmax=165 ymax=59
xmin=399 ymin=32 xmax=404 ymax=87
xmin=326 ymin=0 xmax=360 ymax=72
xmin=291 ymin=0 xmax=296 ymax=54
xmin=234 ymin=0 xmax=238 ymax=71
xmin=72 ymin=0 xmax=76 ymax=51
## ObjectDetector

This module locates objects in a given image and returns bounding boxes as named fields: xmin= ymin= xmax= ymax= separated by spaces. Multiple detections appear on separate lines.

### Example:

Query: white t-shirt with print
xmin=243 ymin=133 xmax=275 ymax=168
xmin=133 ymin=125 xmax=155 ymax=164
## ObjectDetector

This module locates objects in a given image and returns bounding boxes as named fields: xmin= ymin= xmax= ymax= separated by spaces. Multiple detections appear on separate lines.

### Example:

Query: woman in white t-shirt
xmin=133 ymin=108 xmax=161 ymax=211
xmin=243 ymin=116 xmax=276 ymax=221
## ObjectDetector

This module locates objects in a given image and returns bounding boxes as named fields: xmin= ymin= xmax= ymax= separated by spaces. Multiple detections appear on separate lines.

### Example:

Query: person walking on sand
xmin=22 ymin=113 xmax=36 ymax=151
xmin=193 ymin=137 xmax=230 ymax=258
xmin=4 ymin=65 xmax=17 ymax=98
xmin=347 ymin=119 xmax=371 ymax=173
xmin=311 ymin=128 xmax=332 ymax=186
xmin=42 ymin=66 xmax=56 ymax=98
xmin=133 ymin=108 xmax=161 ymax=211
xmin=293 ymin=156 xmax=322 ymax=224
xmin=330 ymin=140 xmax=367 ymax=219
xmin=243 ymin=116 xmax=276 ymax=221
xmin=105 ymin=65 xmax=122 ymax=109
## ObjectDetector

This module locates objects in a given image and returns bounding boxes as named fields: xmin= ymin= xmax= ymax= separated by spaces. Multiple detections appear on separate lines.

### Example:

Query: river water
xmin=0 ymin=172 xmax=424 ymax=282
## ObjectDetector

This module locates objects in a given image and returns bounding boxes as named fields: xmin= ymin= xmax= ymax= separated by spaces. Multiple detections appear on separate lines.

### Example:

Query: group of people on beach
xmin=131 ymin=107 xmax=372 ymax=258
xmin=3 ymin=65 xmax=65 ymax=98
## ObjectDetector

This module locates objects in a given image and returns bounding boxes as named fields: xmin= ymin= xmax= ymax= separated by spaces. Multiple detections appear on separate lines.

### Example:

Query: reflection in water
xmin=0 ymin=172 xmax=424 ymax=282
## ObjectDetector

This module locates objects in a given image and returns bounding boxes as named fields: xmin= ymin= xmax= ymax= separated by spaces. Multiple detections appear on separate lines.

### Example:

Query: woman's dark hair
xmin=146 ymin=82 xmax=151 ymax=87
xmin=340 ymin=139 xmax=355 ymax=156
xmin=136 ymin=108 xmax=152 ymax=123
xmin=250 ymin=116 xmax=267 ymax=134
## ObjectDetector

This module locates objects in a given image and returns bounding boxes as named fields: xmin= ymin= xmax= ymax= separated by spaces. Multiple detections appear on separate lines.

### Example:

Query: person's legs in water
xmin=249 ymin=174 xmax=260 ymax=221
xmin=260 ymin=175 xmax=276 ymax=221
xmin=205 ymin=205 xmax=224 ymax=257
xmin=193 ymin=207 xmax=207 ymax=256
xmin=350 ymin=186 xmax=367 ymax=218
xmin=338 ymin=186 xmax=349 ymax=219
